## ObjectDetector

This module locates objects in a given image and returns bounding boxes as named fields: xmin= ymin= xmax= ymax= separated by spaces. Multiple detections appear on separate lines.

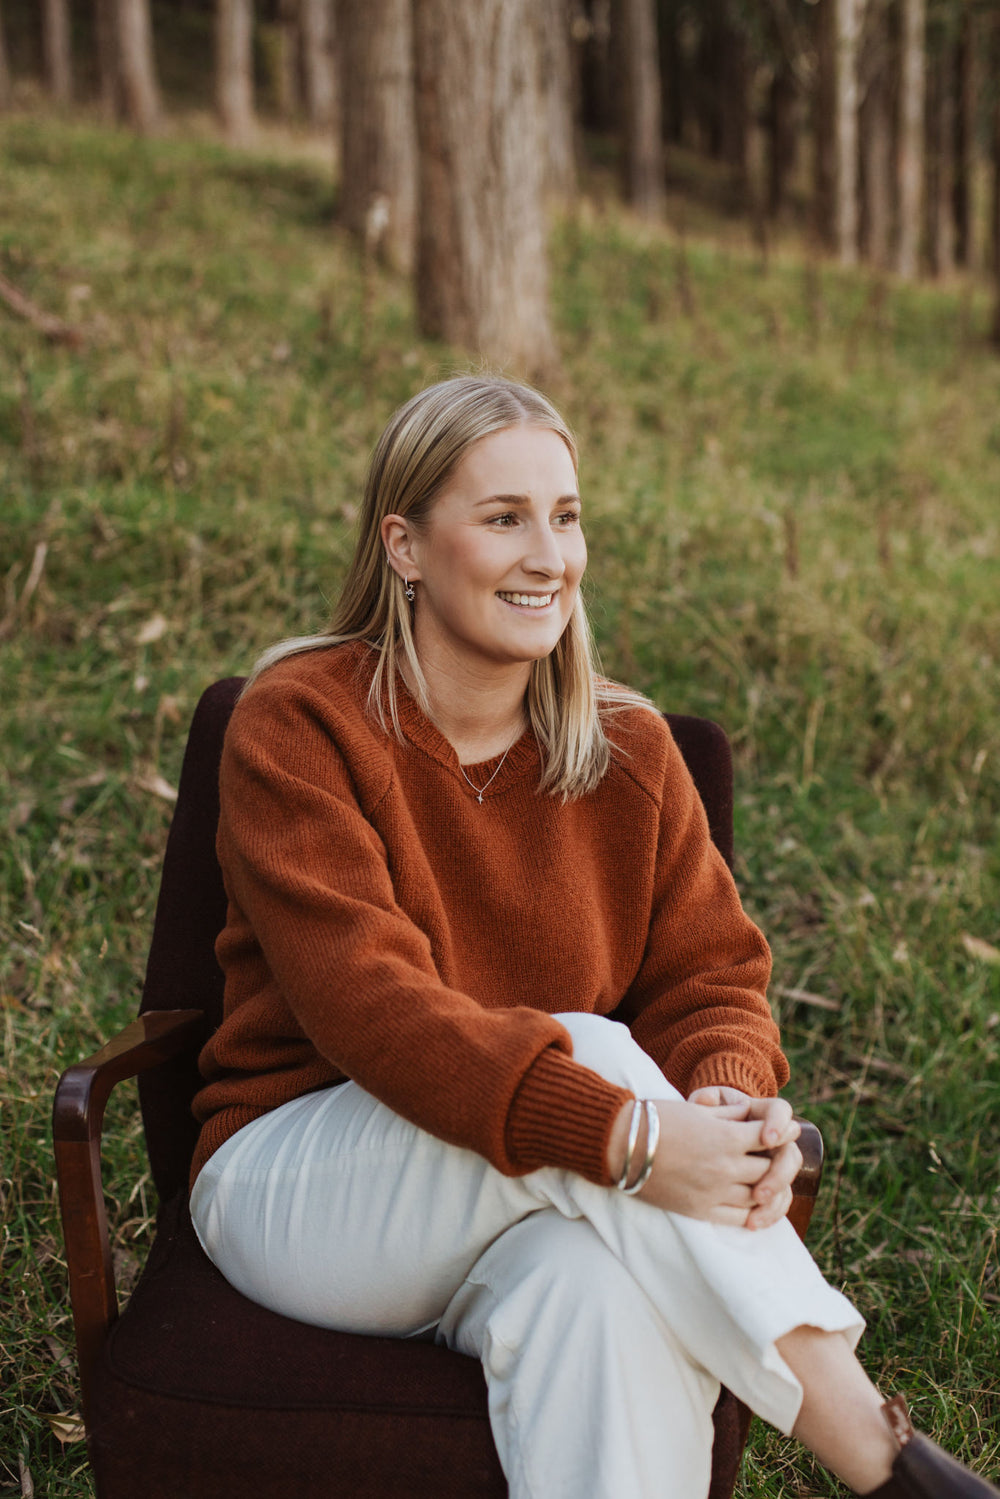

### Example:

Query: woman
xmin=190 ymin=375 xmax=995 ymax=1499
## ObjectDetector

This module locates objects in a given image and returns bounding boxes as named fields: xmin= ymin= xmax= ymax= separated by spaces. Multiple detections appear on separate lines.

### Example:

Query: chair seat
xmin=88 ymin=1194 xmax=506 ymax=1498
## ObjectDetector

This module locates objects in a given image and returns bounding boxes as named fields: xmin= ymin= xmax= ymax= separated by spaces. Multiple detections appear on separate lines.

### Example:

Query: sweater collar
xmin=392 ymin=667 xmax=540 ymax=799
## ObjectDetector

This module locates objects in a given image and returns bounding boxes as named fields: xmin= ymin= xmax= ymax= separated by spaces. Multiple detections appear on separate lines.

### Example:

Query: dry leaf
xmin=961 ymin=933 xmax=1000 ymax=967
xmin=134 ymin=772 xmax=178 ymax=803
xmin=45 ymin=1411 xmax=87 ymax=1444
xmin=775 ymin=985 xmax=841 ymax=1012
xmin=19 ymin=1453 xmax=34 ymax=1499
xmin=136 ymin=613 xmax=168 ymax=645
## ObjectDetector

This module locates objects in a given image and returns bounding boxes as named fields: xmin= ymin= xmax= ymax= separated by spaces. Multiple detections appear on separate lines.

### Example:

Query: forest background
xmin=1 ymin=1 xmax=999 ymax=1496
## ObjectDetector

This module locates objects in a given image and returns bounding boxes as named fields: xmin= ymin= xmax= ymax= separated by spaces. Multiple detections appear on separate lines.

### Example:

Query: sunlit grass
xmin=1 ymin=112 xmax=998 ymax=1494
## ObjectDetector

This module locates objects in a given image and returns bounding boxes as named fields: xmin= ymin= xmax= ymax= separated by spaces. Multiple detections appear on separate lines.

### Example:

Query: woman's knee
xmin=555 ymin=1012 xmax=681 ymax=1098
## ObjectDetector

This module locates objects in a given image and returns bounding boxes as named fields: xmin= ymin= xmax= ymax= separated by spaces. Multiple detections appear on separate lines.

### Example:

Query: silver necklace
xmin=459 ymin=737 xmax=518 ymax=804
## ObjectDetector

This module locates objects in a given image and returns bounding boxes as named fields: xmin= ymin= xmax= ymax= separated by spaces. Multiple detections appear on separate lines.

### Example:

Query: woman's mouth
xmin=496 ymin=591 xmax=556 ymax=609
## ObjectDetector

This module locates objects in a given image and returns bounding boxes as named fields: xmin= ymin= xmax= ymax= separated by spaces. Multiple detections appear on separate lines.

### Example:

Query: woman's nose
xmin=523 ymin=523 xmax=567 ymax=577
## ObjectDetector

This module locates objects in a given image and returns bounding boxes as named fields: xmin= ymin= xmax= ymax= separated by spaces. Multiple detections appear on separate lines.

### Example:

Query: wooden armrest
xmin=53 ymin=1008 xmax=204 ymax=1421
xmin=788 ymin=1119 xmax=824 ymax=1241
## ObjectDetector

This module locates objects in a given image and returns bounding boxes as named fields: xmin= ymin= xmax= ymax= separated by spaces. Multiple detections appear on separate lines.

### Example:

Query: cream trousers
xmin=190 ymin=1014 xmax=863 ymax=1499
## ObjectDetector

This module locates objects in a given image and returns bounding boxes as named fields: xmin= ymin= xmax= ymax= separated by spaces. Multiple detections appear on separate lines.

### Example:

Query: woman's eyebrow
xmin=473 ymin=492 xmax=581 ymax=506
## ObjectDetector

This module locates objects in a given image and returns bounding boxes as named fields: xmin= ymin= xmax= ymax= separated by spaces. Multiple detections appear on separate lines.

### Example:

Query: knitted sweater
xmin=191 ymin=641 xmax=788 ymax=1187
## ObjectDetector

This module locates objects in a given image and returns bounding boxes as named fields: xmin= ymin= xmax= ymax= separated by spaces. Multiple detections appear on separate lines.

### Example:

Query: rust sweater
xmin=191 ymin=641 xmax=788 ymax=1187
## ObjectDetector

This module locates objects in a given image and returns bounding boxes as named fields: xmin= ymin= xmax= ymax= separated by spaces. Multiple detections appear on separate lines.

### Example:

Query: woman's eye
xmin=489 ymin=512 xmax=518 ymax=527
xmin=556 ymin=509 xmax=581 ymax=526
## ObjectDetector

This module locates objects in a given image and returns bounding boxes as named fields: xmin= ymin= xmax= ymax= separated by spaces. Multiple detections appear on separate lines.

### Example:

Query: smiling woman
xmin=188 ymin=375 xmax=998 ymax=1499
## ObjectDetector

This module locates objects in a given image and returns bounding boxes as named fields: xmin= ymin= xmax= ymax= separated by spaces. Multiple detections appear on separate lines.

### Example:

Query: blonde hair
xmin=249 ymin=375 xmax=652 ymax=798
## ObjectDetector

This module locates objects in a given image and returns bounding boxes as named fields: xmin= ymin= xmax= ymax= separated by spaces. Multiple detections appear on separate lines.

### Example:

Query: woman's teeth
xmin=497 ymin=592 xmax=553 ymax=608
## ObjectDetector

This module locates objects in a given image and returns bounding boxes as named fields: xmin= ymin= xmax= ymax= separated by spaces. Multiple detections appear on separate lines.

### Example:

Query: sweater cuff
xmin=686 ymin=1054 xmax=776 ymax=1099
xmin=505 ymin=1046 xmax=633 ymax=1185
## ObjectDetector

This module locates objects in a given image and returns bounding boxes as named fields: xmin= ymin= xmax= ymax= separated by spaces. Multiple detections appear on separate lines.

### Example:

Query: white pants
xmin=191 ymin=1015 xmax=863 ymax=1499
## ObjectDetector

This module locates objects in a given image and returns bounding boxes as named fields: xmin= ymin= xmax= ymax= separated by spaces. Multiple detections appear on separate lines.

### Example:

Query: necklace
xmin=458 ymin=736 xmax=518 ymax=804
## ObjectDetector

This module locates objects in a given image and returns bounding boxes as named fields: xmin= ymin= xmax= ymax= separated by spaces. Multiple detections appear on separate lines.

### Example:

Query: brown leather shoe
xmin=863 ymin=1397 xmax=1000 ymax=1499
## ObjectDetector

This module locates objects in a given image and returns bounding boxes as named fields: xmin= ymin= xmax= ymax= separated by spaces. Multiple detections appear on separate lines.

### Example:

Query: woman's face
xmin=392 ymin=424 xmax=586 ymax=681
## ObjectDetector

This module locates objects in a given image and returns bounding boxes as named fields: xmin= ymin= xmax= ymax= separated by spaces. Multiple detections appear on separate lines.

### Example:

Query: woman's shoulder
xmin=228 ymin=640 xmax=384 ymax=758
xmin=598 ymin=684 xmax=693 ymax=805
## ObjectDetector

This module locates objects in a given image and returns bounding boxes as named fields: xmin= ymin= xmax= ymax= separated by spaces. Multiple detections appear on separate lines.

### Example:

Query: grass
xmin=1 ymin=109 xmax=998 ymax=1496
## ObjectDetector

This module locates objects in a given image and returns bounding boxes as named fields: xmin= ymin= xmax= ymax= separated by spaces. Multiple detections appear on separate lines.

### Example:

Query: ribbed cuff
xmin=686 ymin=1053 xmax=773 ymax=1099
xmin=505 ymin=1046 xmax=634 ymax=1185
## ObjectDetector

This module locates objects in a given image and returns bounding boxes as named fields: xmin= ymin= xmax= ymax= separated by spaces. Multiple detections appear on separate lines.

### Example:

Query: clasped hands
xmin=607 ymin=1087 xmax=802 ymax=1231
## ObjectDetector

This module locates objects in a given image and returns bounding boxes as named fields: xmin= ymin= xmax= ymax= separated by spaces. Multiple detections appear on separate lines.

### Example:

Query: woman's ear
xmin=381 ymin=514 xmax=420 ymax=581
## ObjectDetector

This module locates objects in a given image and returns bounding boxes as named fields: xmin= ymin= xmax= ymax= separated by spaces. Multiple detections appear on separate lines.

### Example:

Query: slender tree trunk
xmin=897 ymin=0 xmax=926 ymax=279
xmin=860 ymin=0 xmax=892 ymax=266
xmin=300 ymin=0 xmax=337 ymax=131
xmin=579 ymin=0 xmax=615 ymax=134
xmin=0 ymin=2 xmax=12 ymax=109
xmin=538 ymin=0 xmax=576 ymax=202
xmin=116 ymin=0 xmax=161 ymax=133
xmin=815 ymin=0 xmax=837 ymax=246
xmin=953 ymin=3 xmax=977 ymax=269
xmin=413 ymin=0 xmax=556 ymax=375
xmin=274 ymin=0 xmax=301 ymax=119
xmin=619 ymin=0 xmax=663 ymax=217
xmin=928 ymin=36 xmax=955 ymax=276
xmin=768 ymin=66 xmax=797 ymax=219
xmin=992 ymin=16 xmax=1000 ymax=346
xmin=339 ymin=0 xmax=416 ymax=275
xmin=44 ymin=0 xmax=73 ymax=106
xmin=94 ymin=0 xmax=121 ymax=119
xmin=216 ymin=0 xmax=254 ymax=143
xmin=834 ymin=0 xmax=861 ymax=265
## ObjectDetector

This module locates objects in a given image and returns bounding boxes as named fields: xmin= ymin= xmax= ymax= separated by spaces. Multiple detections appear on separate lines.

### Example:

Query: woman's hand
xmin=606 ymin=1091 xmax=801 ymax=1229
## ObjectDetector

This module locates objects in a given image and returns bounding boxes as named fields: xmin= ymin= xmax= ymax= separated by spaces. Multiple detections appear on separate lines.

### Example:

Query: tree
xmin=927 ymin=24 xmax=956 ymax=277
xmin=43 ymin=0 xmax=72 ymax=107
xmin=814 ymin=0 xmax=837 ymax=246
xmin=274 ymin=0 xmax=301 ymax=120
xmin=619 ymin=0 xmax=663 ymax=217
xmin=116 ymin=0 xmax=162 ymax=133
xmin=216 ymin=0 xmax=254 ymax=143
xmin=992 ymin=13 xmax=1000 ymax=345
xmin=833 ymin=0 xmax=861 ymax=265
xmin=413 ymin=0 xmax=556 ymax=374
xmin=339 ymin=0 xmax=416 ymax=275
xmin=897 ymin=0 xmax=926 ymax=279
xmin=953 ymin=1 xmax=977 ymax=268
xmin=538 ymin=0 xmax=577 ymax=202
xmin=94 ymin=0 xmax=122 ymax=119
xmin=0 ymin=2 xmax=11 ymax=109
xmin=859 ymin=0 xmax=892 ymax=266
xmin=300 ymin=0 xmax=337 ymax=131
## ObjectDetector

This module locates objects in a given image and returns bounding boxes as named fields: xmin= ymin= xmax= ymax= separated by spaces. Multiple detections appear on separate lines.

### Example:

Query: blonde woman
xmin=190 ymin=376 xmax=995 ymax=1499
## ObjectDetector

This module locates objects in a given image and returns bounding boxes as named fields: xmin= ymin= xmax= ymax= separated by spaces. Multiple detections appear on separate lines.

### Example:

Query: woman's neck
xmin=410 ymin=654 xmax=530 ymax=765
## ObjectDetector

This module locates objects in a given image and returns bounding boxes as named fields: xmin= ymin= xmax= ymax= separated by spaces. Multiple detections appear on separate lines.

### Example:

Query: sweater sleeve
xmin=205 ymin=678 xmax=631 ymax=1180
xmin=615 ymin=725 xmax=788 ymax=1100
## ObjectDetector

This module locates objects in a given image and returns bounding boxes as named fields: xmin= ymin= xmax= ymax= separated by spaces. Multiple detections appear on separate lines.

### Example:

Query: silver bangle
xmin=614 ymin=1099 xmax=643 ymax=1191
xmin=620 ymin=1100 xmax=660 ymax=1196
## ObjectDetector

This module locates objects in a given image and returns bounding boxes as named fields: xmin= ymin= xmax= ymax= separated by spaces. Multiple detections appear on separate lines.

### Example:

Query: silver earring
xmin=404 ymin=577 xmax=415 ymax=603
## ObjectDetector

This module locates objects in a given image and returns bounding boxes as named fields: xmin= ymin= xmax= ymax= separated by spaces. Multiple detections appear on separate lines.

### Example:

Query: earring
xmin=404 ymin=577 xmax=416 ymax=603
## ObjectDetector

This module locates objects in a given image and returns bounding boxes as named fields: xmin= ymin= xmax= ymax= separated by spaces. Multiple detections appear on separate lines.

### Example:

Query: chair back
xmin=138 ymin=678 xmax=734 ymax=1203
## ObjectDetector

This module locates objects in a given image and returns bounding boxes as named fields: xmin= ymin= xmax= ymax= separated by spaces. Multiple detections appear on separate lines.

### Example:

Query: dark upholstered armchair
xmin=53 ymin=677 xmax=823 ymax=1498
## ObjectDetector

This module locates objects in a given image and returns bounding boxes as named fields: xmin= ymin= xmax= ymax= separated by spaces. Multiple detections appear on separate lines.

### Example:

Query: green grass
xmin=2 ymin=112 xmax=999 ymax=1496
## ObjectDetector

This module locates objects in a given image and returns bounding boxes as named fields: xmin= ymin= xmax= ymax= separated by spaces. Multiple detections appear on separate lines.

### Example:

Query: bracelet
xmin=614 ymin=1099 xmax=643 ymax=1191
xmin=616 ymin=1099 xmax=660 ymax=1195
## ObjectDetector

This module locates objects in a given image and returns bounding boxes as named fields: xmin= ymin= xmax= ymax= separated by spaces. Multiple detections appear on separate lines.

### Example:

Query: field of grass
xmin=2 ymin=109 xmax=998 ymax=1496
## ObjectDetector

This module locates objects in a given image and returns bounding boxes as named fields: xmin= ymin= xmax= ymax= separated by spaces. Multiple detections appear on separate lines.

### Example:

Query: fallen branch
xmin=0 ymin=271 xmax=84 ymax=347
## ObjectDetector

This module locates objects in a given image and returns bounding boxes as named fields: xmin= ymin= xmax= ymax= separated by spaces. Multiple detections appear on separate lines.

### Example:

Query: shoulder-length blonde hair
xmin=249 ymin=374 xmax=651 ymax=798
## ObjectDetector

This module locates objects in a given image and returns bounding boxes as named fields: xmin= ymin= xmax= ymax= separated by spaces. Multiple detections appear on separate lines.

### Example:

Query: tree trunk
xmin=768 ymin=66 xmax=797 ymax=219
xmin=116 ymin=0 xmax=161 ymax=133
xmin=992 ymin=16 xmax=1000 ymax=346
xmin=928 ymin=35 xmax=955 ymax=277
xmin=216 ymin=0 xmax=254 ymax=143
xmin=834 ymin=0 xmax=861 ymax=265
xmin=94 ymin=0 xmax=122 ymax=119
xmin=538 ymin=0 xmax=576 ymax=202
xmin=275 ymin=0 xmax=301 ymax=119
xmin=413 ymin=0 xmax=556 ymax=375
xmin=44 ymin=0 xmax=72 ymax=106
xmin=860 ymin=0 xmax=892 ymax=267
xmin=619 ymin=0 xmax=663 ymax=217
xmin=339 ymin=0 xmax=416 ymax=275
xmin=897 ymin=0 xmax=925 ymax=279
xmin=953 ymin=3 xmax=977 ymax=269
xmin=300 ymin=0 xmax=337 ymax=131
xmin=814 ymin=0 xmax=837 ymax=247
xmin=0 ymin=2 xmax=12 ymax=109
